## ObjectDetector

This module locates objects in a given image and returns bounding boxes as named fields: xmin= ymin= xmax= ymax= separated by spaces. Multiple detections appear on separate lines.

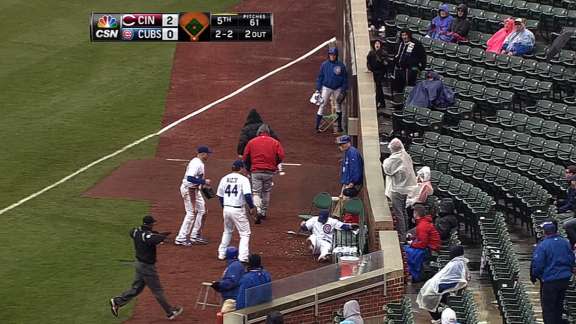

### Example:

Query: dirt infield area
xmin=86 ymin=0 xmax=342 ymax=322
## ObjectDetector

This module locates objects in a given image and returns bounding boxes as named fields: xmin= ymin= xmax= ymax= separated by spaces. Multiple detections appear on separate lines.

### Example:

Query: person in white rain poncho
xmin=339 ymin=299 xmax=363 ymax=324
xmin=382 ymin=138 xmax=418 ymax=239
xmin=417 ymin=245 xmax=470 ymax=323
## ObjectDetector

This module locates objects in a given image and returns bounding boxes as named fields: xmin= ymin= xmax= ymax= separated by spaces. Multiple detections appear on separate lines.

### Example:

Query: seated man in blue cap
xmin=211 ymin=246 xmax=245 ymax=311
xmin=236 ymin=254 xmax=272 ymax=309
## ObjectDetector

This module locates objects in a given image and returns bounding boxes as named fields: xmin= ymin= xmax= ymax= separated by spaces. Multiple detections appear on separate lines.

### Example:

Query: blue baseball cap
xmin=336 ymin=135 xmax=351 ymax=144
xmin=328 ymin=47 xmax=338 ymax=55
xmin=540 ymin=220 xmax=557 ymax=234
xmin=197 ymin=145 xmax=212 ymax=154
xmin=232 ymin=160 xmax=244 ymax=169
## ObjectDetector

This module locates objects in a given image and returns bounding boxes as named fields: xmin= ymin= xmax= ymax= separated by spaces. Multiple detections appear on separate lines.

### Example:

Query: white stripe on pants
xmin=176 ymin=184 xmax=205 ymax=241
xmin=316 ymin=86 xmax=342 ymax=115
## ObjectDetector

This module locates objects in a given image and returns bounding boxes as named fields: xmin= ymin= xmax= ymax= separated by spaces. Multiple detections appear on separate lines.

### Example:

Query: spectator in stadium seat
xmin=393 ymin=30 xmax=427 ymax=93
xmin=501 ymin=18 xmax=535 ymax=56
xmin=410 ymin=207 xmax=441 ymax=252
xmin=235 ymin=254 xmax=272 ymax=309
xmin=435 ymin=198 xmax=459 ymax=241
xmin=406 ymin=71 xmax=455 ymax=109
xmin=340 ymin=300 xmax=364 ymax=324
xmin=486 ymin=18 xmax=514 ymax=53
xmin=441 ymin=307 xmax=458 ymax=324
xmin=560 ymin=166 xmax=576 ymax=246
xmin=427 ymin=4 xmax=454 ymax=42
xmin=448 ymin=4 xmax=471 ymax=43
xmin=382 ymin=138 xmax=418 ymax=240
xmin=367 ymin=38 xmax=390 ymax=109
xmin=417 ymin=245 xmax=470 ymax=323
xmin=531 ymin=220 xmax=575 ymax=324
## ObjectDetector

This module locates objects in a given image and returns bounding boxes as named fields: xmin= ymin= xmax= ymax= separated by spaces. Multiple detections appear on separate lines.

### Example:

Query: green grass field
xmin=0 ymin=1 xmax=236 ymax=322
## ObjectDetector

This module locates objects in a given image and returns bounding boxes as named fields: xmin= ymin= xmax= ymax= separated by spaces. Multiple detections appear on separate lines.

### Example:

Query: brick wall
xmin=252 ymin=270 xmax=404 ymax=324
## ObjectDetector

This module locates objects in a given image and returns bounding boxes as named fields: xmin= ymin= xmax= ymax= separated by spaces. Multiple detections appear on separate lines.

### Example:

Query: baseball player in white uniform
xmin=300 ymin=210 xmax=355 ymax=262
xmin=216 ymin=160 xmax=255 ymax=262
xmin=175 ymin=146 xmax=212 ymax=246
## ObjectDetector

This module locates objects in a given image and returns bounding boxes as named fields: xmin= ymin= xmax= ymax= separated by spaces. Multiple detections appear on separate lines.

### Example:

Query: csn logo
xmin=94 ymin=15 xmax=119 ymax=39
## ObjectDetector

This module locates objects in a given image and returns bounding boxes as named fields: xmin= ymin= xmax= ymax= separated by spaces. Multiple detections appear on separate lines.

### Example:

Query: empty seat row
xmin=413 ymin=147 xmax=551 ymax=217
xmin=449 ymin=119 xmax=576 ymax=166
xmin=384 ymin=297 xmax=415 ymax=324
xmin=442 ymin=77 xmax=514 ymax=114
xmin=392 ymin=106 xmax=445 ymax=134
xmin=414 ymin=131 xmax=568 ymax=194
xmin=485 ymin=110 xmax=576 ymax=143
xmin=525 ymin=100 xmax=576 ymax=121
xmin=426 ymin=57 xmax=553 ymax=104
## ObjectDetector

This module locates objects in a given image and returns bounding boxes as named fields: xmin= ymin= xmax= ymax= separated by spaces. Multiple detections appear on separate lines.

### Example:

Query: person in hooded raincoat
xmin=427 ymin=4 xmax=454 ymax=42
xmin=237 ymin=109 xmax=279 ymax=157
xmin=486 ymin=18 xmax=514 ymax=53
xmin=407 ymin=71 xmax=455 ymax=109
xmin=339 ymin=300 xmax=364 ymax=324
xmin=406 ymin=166 xmax=434 ymax=207
xmin=448 ymin=4 xmax=470 ymax=43
xmin=382 ymin=138 xmax=418 ymax=240
xmin=417 ymin=245 xmax=470 ymax=322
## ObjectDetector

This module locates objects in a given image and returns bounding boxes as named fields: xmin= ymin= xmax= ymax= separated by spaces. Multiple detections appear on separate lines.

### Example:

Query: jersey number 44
xmin=224 ymin=184 xmax=238 ymax=197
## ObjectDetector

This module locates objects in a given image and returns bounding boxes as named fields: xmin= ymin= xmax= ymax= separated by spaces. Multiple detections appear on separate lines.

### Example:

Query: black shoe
xmin=255 ymin=214 xmax=263 ymax=224
xmin=110 ymin=298 xmax=119 ymax=317
xmin=167 ymin=306 xmax=183 ymax=320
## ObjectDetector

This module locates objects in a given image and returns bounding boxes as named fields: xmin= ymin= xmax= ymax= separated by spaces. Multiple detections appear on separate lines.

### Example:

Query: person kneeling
xmin=301 ymin=210 xmax=356 ymax=262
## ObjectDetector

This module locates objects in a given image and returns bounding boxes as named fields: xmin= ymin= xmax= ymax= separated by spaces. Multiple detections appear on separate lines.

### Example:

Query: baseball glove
xmin=202 ymin=185 xmax=216 ymax=199
xmin=336 ymin=91 xmax=347 ymax=104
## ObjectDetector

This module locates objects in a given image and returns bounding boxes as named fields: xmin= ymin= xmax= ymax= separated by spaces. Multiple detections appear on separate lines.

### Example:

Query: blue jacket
xmin=502 ymin=29 xmax=535 ymax=56
xmin=407 ymin=72 xmax=455 ymax=108
xmin=340 ymin=146 xmax=364 ymax=185
xmin=235 ymin=268 xmax=272 ymax=309
xmin=216 ymin=259 xmax=245 ymax=300
xmin=559 ymin=187 xmax=576 ymax=213
xmin=316 ymin=60 xmax=348 ymax=92
xmin=428 ymin=4 xmax=454 ymax=42
xmin=531 ymin=234 xmax=575 ymax=282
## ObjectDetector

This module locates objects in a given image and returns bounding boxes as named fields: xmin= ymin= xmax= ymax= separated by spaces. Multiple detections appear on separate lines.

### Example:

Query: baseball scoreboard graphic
xmin=90 ymin=12 xmax=273 ymax=42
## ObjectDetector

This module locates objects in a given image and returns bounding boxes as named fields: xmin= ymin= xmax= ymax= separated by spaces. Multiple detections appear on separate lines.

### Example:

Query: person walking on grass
xmin=110 ymin=216 xmax=183 ymax=320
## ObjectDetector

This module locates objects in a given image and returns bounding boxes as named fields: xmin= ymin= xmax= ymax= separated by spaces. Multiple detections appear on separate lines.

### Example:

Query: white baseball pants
xmin=218 ymin=206 xmax=251 ymax=262
xmin=176 ymin=184 xmax=206 ymax=242
xmin=317 ymin=86 xmax=342 ymax=115
xmin=307 ymin=234 xmax=333 ymax=261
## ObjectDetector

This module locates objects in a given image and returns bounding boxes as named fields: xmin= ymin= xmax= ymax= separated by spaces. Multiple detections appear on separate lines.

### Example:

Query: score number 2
xmin=215 ymin=29 xmax=234 ymax=39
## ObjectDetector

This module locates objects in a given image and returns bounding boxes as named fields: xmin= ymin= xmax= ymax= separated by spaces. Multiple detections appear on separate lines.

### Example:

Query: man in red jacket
xmin=410 ymin=207 xmax=441 ymax=252
xmin=243 ymin=124 xmax=285 ymax=224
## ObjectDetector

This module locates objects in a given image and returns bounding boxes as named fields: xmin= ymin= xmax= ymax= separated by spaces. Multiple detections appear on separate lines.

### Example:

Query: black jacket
xmin=237 ymin=109 xmax=279 ymax=155
xmin=367 ymin=46 xmax=389 ymax=76
xmin=131 ymin=225 xmax=167 ymax=264
xmin=395 ymin=39 xmax=426 ymax=70
xmin=435 ymin=213 xmax=459 ymax=241
xmin=450 ymin=5 xmax=471 ymax=38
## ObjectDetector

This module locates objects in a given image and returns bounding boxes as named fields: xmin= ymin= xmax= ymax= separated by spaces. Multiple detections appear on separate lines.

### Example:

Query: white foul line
xmin=0 ymin=37 xmax=336 ymax=216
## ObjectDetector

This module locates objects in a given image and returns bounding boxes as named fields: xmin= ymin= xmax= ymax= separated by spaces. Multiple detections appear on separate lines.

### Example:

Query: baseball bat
xmin=286 ymin=230 xmax=309 ymax=237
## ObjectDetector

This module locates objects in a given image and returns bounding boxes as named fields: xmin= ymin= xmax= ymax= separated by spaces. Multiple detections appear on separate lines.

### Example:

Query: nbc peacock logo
xmin=97 ymin=15 xmax=118 ymax=28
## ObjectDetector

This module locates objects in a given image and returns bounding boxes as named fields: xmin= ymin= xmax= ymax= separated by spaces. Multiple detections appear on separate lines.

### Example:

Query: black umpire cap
xmin=143 ymin=215 xmax=157 ymax=225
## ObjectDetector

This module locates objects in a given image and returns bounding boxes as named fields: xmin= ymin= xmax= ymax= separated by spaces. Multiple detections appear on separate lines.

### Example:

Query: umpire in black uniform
xmin=110 ymin=215 xmax=183 ymax=320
